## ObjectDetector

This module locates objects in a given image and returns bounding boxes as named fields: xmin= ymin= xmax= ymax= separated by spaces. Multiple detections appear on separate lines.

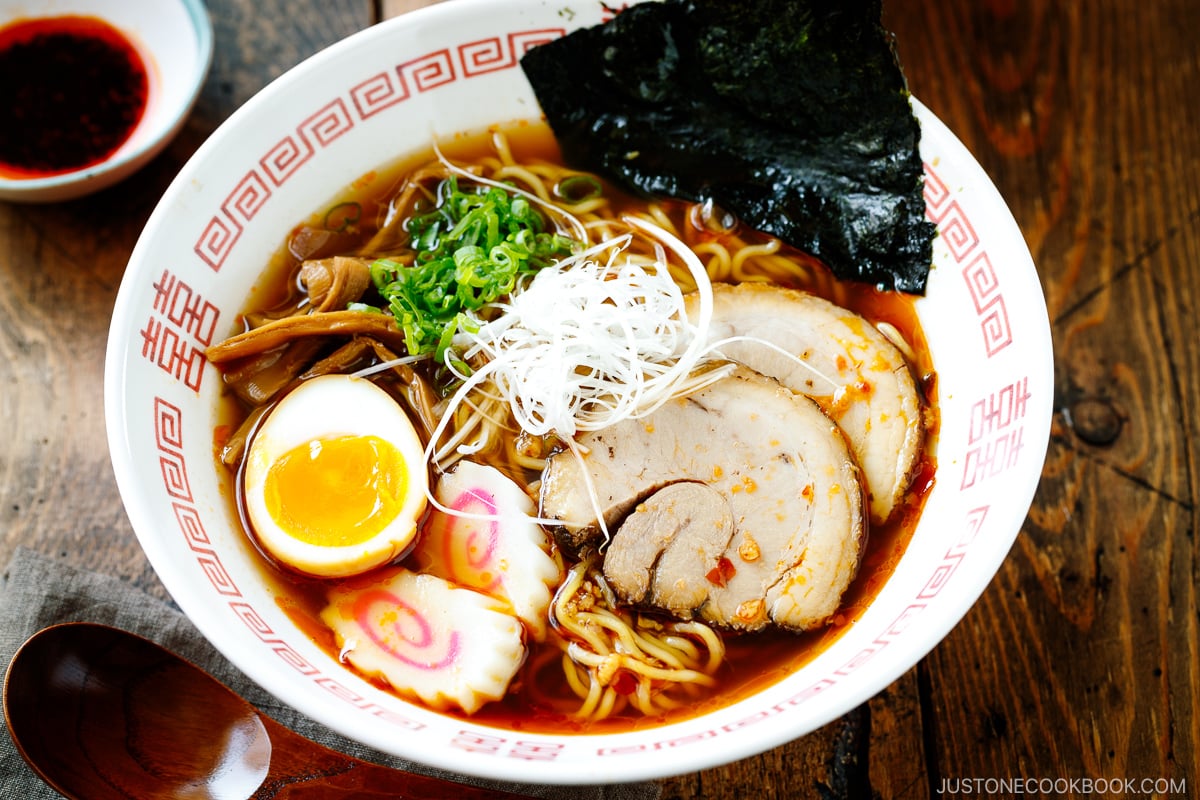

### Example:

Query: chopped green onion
xmin=370 ymin=175 xmax=578 ymax=363
xmin=556 ymin=175 xmax=603 ymax=204
xmin=323 ymin=201 xmax=361 ymax=232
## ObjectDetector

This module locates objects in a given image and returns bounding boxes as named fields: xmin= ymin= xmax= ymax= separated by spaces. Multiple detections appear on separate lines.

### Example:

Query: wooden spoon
xmin=3 ymin=622 xmax=538 ymax=799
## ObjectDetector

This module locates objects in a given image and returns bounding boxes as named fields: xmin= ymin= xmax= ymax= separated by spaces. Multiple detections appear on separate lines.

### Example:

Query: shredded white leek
xmin=350 ymin=352 xmax=430 ymax=379
xmin=455 ymin=218 xmax=721 ymax=438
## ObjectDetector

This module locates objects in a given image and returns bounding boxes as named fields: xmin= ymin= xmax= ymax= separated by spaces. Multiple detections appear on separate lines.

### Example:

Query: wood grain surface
xmin=0 ymin=1 xmax=1195 ymax=798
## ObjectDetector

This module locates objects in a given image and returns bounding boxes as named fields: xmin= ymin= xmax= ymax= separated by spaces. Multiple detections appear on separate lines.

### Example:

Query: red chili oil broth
xmin=0 ymin=15 xmax=150 ymax=179
xmin=213 ymin=121 xmax=938 ymax=734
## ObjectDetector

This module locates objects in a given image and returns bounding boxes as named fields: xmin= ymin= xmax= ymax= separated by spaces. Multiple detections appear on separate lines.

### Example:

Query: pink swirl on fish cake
xmin=352 ymin=588 xmax=461 ymax=670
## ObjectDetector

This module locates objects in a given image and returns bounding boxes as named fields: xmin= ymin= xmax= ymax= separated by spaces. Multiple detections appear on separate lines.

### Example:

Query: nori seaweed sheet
xmin=520 ymin=0 xmax=935 ymax=293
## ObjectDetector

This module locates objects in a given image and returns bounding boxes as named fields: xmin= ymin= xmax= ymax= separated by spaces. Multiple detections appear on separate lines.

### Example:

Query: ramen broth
xmin=213 ymin=121 xmax=937 ymax=734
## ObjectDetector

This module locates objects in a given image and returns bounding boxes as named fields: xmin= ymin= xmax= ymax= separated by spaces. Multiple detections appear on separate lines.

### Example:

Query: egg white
xmin=242 ymin=374 xmax=428 ymax=577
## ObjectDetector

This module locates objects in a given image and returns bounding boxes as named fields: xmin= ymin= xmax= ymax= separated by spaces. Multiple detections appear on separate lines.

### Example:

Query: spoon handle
xmin=255 ymin=714 xmax=538 ymax=799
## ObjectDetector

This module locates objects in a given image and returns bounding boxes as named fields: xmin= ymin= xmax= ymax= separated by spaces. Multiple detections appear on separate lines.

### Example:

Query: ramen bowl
xmin=0 ymin=0 xmax=212 ymax=203
xmin=104 ymin=0 xmax=1052 ymax=784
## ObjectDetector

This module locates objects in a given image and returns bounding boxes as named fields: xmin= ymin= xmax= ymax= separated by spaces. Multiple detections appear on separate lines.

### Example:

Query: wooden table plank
xmin=382 ymin=0 xmax=449 ymax=17
xmin=884 ymin=0 xmax=1199 ymax=793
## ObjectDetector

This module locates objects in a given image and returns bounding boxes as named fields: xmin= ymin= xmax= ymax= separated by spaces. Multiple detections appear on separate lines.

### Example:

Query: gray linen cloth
xmin=0 ymin=547 xmax=660 ymax=799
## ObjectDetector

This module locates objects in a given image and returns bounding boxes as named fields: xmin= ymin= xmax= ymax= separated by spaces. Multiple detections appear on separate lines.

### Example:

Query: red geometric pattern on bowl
xmin=924 ymin=164 xmax=1012 ymax=357
xmin=961 ymin=377 xmax=1034 ymax=490
xmin=460 ymin=29 xmax=563 ymax=76
xmin=192 ymin=27 xmax=564 ymax=274
xmin=139 ymin=270 xmax=215 ymax=392
xmin=259 ymin=99 xmax=354 ymax=186
xmin=921 ymin=163 xmax=1033 ymax=495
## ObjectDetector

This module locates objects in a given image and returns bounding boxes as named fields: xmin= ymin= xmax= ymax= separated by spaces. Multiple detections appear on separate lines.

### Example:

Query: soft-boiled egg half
xmin=242 ymin=374 xmax=428 ymax=578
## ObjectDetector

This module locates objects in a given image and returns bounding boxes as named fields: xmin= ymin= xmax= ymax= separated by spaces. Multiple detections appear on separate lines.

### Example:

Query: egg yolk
xmin=263 ymin=435 xmax=410 ymax=547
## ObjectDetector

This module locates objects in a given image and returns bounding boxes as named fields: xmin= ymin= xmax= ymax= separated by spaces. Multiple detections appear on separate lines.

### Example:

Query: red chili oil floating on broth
xmin=0 ymin=15 xmax=149 ymax=179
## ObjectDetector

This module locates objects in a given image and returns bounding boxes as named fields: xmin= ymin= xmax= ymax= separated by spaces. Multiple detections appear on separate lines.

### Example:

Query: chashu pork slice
xmin=686 ymin=282 xmax=925 ymax=525
xmin=539 ymin=367 xmax=865 ymax=632
xmin=601 ymin=481 xmax=736 ymax=619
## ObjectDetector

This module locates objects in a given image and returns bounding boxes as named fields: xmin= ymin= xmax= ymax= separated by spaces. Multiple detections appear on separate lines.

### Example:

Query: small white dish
xmin=0 ymin=0 xmax=212 ymax=203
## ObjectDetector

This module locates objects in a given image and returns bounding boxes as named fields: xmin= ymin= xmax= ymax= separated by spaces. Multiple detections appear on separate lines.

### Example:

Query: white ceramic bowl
xmin=0 ymin=0 xmax=212 ymax=203
xmin=105 ymin=0 xmax=1053 ymax=784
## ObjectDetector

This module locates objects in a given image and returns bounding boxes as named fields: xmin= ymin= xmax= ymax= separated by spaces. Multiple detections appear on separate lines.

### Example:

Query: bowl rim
xmin=0 ymin=0 xmax=214 ymax=196
xmin=104 ymin=0 xmax=1053 ymax=784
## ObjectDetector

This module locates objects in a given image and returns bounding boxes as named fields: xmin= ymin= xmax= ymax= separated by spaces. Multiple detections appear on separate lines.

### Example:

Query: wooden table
xmin=1 ymin=1 xmax=1195 ymax=797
